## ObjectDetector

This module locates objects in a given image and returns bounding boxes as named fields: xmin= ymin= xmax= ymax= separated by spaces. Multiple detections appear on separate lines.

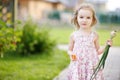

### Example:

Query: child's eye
xmin=80 ymin=16 xmax=83 ymax=18
xmin=87 ymin=17 xmax=91 ymax=19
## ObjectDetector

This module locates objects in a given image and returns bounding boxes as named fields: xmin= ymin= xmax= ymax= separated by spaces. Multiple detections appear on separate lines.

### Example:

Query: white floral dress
xmin=68 ymin=31 xmax=104 ymax=80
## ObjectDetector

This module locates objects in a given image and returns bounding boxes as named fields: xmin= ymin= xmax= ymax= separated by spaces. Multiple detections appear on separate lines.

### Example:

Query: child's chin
xmin=81 ymin=26 xmax=88 ymax=28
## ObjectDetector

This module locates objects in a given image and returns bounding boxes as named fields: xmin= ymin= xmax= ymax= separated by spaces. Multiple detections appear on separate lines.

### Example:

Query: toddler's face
xmin=77 ymin=9 xmax=93 ymax=29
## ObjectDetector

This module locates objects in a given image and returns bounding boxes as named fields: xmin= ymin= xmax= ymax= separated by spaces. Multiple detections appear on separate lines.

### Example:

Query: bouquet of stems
xmin=90 ymin=30 xmax=117 ymax=80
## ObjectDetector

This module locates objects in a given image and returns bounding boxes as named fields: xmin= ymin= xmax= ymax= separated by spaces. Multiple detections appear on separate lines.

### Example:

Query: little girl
xmin=67 ymin=3 xmax=112 ymax=80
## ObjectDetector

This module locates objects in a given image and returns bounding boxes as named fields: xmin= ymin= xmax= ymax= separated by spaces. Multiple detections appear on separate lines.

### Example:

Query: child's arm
xmin=94 ymin=33 xmax=112 ymax=55
xmin=94 ymin=33 xmax=104 ymax=55
xmin=68 ymin=33 xmax=77 ymax=61
xmin=68 ymin=34 xmax=74 ymax=55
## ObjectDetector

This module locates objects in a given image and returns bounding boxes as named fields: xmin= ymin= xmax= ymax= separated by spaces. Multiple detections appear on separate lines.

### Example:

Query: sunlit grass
xmin=0 ymin=49 xmax=70 ymax=80
xmin=50 ymin=27 xmax=73 ymax=44
xmin=97 ymin=30 xmax=120 ymax=46
xmin=50 ymin=27 xmax=120 ymax=46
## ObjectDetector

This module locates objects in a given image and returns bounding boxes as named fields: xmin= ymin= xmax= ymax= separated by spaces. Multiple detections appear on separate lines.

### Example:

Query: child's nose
xmin=83 ymin=18 xmax=87 ymax=21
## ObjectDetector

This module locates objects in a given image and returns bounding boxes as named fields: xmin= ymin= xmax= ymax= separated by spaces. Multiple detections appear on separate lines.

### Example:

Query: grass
xmin=49 ymin=27 xmax=74 ymax=44
xmin=50 ymin=27 xmax=120 ymax=46
xmin=97 ymin=30 xmax=120 ymax=46
xmin=0 ymin=49 xmax=70 ymax=80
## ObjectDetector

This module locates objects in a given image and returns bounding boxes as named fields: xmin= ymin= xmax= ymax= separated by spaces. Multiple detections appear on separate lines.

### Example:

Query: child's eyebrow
xmin=78 ymin=14 xmax=83 ymax=16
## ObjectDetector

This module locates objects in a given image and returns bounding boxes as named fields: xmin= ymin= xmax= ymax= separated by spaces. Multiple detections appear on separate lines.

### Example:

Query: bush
xmin=0 ymin=20 xmax=20 ymax=58
xmin=16 ymin=20 xmax=56 ymax=55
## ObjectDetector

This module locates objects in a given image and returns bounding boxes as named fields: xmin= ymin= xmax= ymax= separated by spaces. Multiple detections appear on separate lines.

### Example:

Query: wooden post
xmin=14 ymin=0 xmax=18 ymax=22
xmin=13 ymin=0 xmax=18 ymax=28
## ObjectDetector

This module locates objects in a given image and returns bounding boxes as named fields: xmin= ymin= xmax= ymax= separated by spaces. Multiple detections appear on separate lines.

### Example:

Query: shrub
xmin=16 ymin=20 xmax=56 ymax=55
xmin=0 ymin=20 xmax=20 ymax=58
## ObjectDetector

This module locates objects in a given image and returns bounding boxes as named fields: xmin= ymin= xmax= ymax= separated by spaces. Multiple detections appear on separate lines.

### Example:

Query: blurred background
xmin=0 ymin=0 xmax=120 ymax=80
xmin=1 ymin=0 xmax=120 ymax=27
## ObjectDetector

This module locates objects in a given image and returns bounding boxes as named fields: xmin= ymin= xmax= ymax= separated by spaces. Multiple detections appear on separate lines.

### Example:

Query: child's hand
xmin=106 ymin=39 xmax=112 ymax=46
xmin=71 ymin=54 xmax=77 ymax=61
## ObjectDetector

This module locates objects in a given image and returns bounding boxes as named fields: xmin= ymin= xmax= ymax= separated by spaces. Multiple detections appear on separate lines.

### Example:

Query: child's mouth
xmin=82 ymin=24 xmax=87 ymax=26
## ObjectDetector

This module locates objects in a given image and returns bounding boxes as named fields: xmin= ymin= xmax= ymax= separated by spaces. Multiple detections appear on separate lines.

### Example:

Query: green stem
xmin=90 ymin=58 xmax=104 ymax=80
xmin=102 ymin=45 xmax=110 ymax=68
xmin=90 ymin=30 xmax=117 ymax=80
xmin=90 ymin=45 xmax=110 ymax=80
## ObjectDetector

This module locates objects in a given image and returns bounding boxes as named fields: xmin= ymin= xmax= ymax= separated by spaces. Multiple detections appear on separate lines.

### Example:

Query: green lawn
xmin=0 ymin=49 xmax=70 ymax=80
xmin=50 ymin=27 xmax=120 ymax=46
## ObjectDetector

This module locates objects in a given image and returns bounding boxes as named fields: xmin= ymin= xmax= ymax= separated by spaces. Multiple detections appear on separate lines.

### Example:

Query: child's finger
xmin=107 ymin=39 xmax=113 ymax=46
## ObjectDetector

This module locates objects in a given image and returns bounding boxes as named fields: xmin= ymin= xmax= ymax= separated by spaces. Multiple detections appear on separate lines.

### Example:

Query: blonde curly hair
xmin=71 ymin=3 xmax=97 ymax=30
